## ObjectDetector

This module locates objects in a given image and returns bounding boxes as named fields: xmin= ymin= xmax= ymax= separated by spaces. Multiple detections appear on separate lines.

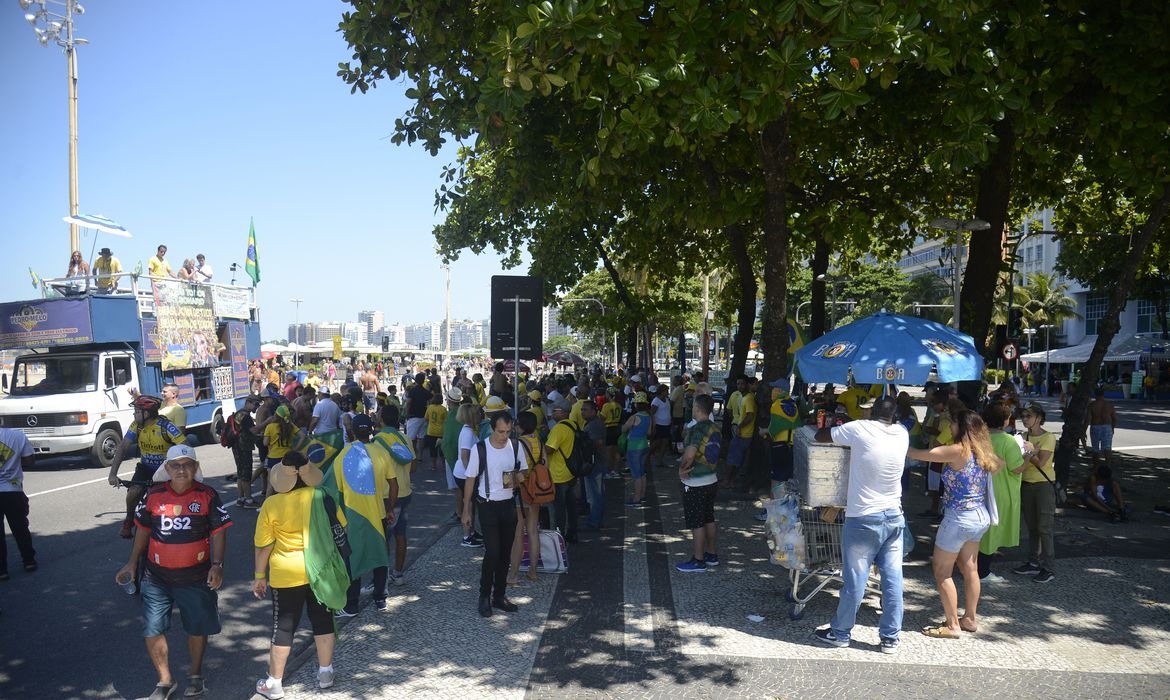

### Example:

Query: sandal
xmin=183 ymin=675 xmax=206 ymax=697
xmin=147 ymin=682 xmax=178 ymax=700
xmin=922 ymin=625 xmax=961 ymax=639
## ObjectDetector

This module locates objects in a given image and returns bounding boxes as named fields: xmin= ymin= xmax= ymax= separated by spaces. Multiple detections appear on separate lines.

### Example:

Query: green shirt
xmin=683 ymin=418 xmax=720 ymax=482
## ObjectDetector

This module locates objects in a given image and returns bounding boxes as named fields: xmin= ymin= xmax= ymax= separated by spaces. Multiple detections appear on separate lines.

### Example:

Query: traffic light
xmin=382 ymin=336 xmax=389 ymax=352
xmin=1008 ymin=308 xmax=1024 ymax=339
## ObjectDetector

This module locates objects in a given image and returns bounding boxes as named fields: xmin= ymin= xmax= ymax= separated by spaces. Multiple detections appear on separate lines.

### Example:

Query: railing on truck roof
xmin=38 ymin=272 xmax=260 ymax=323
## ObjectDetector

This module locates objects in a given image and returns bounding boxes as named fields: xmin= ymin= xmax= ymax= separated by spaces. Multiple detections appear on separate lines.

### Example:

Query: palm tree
xmin=1021 ymin=272 xmax=1079 ymax=343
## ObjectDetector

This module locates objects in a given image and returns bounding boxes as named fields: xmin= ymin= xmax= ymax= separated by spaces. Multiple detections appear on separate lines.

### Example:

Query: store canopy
xmin=1020 ymin=334 xmax=1170 ymax=364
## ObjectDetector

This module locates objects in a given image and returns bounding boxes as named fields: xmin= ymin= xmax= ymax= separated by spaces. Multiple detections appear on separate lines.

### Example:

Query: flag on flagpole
xmin=245 ymin=218 xmax=260 ymax=286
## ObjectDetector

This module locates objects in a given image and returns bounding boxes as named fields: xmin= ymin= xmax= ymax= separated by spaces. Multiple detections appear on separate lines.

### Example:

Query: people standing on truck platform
xmin=93 ymin=247 xmax=123 ymax=293
xmin=160 ymin=384 xmax=187 ymax=432
xmin=193 ymin=254 xmax=213 ymax=284
xmin=177 ymin=259 xmax=197 ymax=282
xmin=148 ymin=245 xmax=173 ymax=278
xmin=66 ymin=250 xmax=90 ymax=280
xmin=107 ymin=394 xmax=186 ymax=539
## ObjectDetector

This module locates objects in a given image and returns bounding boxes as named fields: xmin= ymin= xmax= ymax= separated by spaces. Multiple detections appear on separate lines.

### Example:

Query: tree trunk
xmin=625 ymin=324 xmax=638 ymax=369
xmin=964 ymin=117 xmax=1016 ymax=352
xmin=810 ymin=228 xmax=829 ymax=339
xmin=1055 ymin=186 xmax=1170 ymax=482
xmin=759 ymin=113 xmax=793 ymax=379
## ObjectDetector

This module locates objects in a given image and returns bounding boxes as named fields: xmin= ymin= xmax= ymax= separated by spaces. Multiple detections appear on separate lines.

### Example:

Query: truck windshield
xmin=11 ymin=356 xmax=99 ymax=396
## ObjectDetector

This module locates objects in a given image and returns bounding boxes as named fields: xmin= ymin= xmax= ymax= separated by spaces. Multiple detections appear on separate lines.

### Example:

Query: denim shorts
xmin=935 ymin=507 xmax=990 ymax=553
xmin=391 ymin=493 xmax=412 ymax=536
xmin=726 ymin=435 xmax=751 ymax=467
xmin=141 ymin=574 xmax=221 ymax=638
xmin=627 ymin=448 xmax=647 ymax=478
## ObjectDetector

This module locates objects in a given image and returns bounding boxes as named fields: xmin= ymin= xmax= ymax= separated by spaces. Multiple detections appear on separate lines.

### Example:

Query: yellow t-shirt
xmin=601 ymin=401 xmax=621 ymax=428
xmin=425 ymin=404 xmax=447 ymax=437
xmin=838 ymin=387 xmax=867 ymax=421
xmin=527 ymin=404 xmax=545 ymax=428
xmin=264 ymin=421 xmax=293 ymax=459
xmin=1022 ymin=430 xmax=1057 ymax=483
xmin=728 ymin=391 xmax=744 ymax=426
xmin=93 ymin=256 xmax=123 ymax=289
xmin=254 ymin=487 xmax=313 ymax=588
xmin=519 ymin=433 xmax=543 ymax=469
xmin=569 ymin=399 xmax=585 ymax=425
xmin=160 ymin=404 xmax=187 ymax=431
xmin=148 ymin=255 xmax=171 ymax=277
xmin=738 ymin=393 xmax=757 ymax=438
xmin=545 ymin=419 xmax=577 ymax=484
xmin=371 ymin=431 xmax=411 ymax=498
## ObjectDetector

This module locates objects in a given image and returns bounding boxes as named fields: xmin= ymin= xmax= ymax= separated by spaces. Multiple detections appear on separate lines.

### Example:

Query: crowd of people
xmin=94 ymin=355 xmax=1142 ymax=698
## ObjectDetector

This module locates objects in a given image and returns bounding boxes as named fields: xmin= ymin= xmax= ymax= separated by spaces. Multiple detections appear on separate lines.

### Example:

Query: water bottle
xmin=115 ymin=570 xmax=137 ymax=595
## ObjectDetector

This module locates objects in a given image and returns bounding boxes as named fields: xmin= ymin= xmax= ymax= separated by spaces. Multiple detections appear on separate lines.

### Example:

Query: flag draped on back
xmin=245 ymin=218 xmax=260 ymax=286
xmin=294 ymin=430 xmax=344 ymax=474
xmin=321 ymin=441 xmax=391 ymax=579
xmin=303 ymin=488 xmax=350 ymax=611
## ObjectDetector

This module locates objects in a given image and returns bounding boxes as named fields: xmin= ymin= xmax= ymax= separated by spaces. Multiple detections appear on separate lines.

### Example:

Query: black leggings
xmin=271 ymin=584 xmax=334 ymax=646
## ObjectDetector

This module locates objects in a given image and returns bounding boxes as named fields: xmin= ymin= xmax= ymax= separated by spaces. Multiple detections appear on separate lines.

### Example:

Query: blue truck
xmin=0 ymin=274 xmax=261 ymax=469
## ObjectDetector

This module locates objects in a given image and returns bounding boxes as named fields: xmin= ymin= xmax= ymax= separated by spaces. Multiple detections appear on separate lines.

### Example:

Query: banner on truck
xmin=0 ymin=299 xmax=93 ymax=348
xmin=152 ymin=280 xmax=220 ymax=371
xmin=212 ymin=286 xmax=251 ymax=320
xmin=227 ymin=322 xmax=250 ymax=396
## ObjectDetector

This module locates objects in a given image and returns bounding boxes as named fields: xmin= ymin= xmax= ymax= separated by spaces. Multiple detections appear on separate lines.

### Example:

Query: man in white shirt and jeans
xmin=811 ymin=396 xmax=907 ymax=654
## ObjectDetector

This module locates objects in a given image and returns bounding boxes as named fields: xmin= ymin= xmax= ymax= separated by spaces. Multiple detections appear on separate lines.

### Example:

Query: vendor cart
xmin=784 ymin=500 xmax=883 ymax=620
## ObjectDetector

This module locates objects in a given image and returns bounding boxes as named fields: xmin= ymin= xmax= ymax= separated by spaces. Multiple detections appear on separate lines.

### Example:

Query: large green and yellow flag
xmin=322 ymin=440 xmax=391 ymax=579
xmin=245 ymin=218 xmax=260 ymax=286
xmin=787 ymin=316 xmax=809 ymax=367
xmin=294 ymin=430 xmax=344 ymax=475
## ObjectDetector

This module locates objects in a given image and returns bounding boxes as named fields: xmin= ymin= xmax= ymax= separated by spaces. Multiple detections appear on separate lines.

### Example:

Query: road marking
xmin=1116 ymin=444 xmax=1170 ymax=452
xmin=624 ymin=498 xmax=656 ymax=652
xmin=27 ymin=471 xmax=135 ymax=498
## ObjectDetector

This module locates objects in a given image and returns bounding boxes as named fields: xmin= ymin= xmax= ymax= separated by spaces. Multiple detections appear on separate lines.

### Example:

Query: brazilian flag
xmin=323 ymin=441 xmax=391 ymax=579
xmin=294 ymin=430 xmax=344 ymax=476
xmin=787 ymin=316 xmax=809 ymax=368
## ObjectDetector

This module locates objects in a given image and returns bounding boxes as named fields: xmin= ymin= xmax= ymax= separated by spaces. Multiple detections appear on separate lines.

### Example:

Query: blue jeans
xmin=830 ymin=509 xmax=905 ymax=642
xmin=581 ymin=471 xmax=605 ymax=527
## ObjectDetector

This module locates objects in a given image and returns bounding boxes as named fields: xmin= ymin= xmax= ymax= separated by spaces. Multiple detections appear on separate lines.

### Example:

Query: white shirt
xmin=830 ymin=420 xmax=908 ymax=518
xmin=464 ymin=438 xmax=529 ymax=501
xmin=0 ymin=428 xmax=33 ymax=492
xmin=455 ymin=424 xmax=477 ymax=479
xmin=194 ymin=262 xmax=213 ymax=283
xmin=651 ymin=396 xmax=671 ymax=425
xmin=311 ymin=397 xmax=342 ymax=434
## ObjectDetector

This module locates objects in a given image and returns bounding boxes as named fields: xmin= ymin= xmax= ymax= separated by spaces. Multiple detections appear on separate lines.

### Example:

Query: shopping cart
xmin=784 ymin=502 xmax=883 ymax=620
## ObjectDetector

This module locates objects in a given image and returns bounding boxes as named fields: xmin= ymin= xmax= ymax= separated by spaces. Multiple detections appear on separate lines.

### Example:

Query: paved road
xmin=2 ymin=398 xmax=1168 ymax=698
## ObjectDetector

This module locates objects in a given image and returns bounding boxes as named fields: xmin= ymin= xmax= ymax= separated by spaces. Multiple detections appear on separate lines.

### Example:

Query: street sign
xmin=490 ymin=275 xmax=543 ymax=359
xmin=1001 ymin=342 xmax=1018 ymax=361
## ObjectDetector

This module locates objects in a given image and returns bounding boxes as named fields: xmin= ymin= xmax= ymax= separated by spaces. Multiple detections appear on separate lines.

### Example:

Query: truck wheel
xmin=91 ymin=427 xmax=121 ymax=469
xmin=203 ymin=411 xmax=225 ymax=445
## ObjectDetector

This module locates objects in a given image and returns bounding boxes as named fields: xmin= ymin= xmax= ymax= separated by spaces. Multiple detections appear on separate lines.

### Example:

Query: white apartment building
xmin=358 ymin=310 xmax=384 ymax=340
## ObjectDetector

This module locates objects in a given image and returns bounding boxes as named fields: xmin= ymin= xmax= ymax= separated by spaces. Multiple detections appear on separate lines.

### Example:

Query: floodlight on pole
xmin=19 ymin=0 xmax=88 ymax=257
xmin=928 ymin=217 xmax=991 ymax=329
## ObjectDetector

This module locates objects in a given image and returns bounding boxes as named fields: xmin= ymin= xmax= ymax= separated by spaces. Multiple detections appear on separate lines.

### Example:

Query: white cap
xmin=152 ymin=444 xmax=204 ymax=483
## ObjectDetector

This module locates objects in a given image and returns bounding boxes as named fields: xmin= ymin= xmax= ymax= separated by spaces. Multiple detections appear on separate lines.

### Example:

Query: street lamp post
xmin=1041 ymin=323 xmax=1054 ymax=395
xmin=928 ymin=217 xmax=992 ymax=329
xmin=290 ymin=298 xmax=303 ymax=367
xmin=441 ymin=263 xmax=451 ymax=369
xmin=20 ymin=0 xmax=88 ymax=256
xmin=1022 ymin=327 xmax=1037 ymax=379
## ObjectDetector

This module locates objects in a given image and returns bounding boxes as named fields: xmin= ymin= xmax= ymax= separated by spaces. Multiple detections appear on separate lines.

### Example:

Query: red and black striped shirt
xmin=135 ymin=482 xmax=232 ymax=586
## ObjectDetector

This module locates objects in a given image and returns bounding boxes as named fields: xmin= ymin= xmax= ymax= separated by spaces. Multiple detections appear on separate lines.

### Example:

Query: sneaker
xmin=755 ymin=510 xmax=768 ymax=522
xmin=22 ymin=561 xmax=37 ymax=573
xmin=389 ymin=570 xmax=405 ymax=586
xmin=239 ymin=498 xmax=260 ymax=509
xmin=1012 ymin=562 xmax=1041 ymax=576
xmin=147 ymin=682 xmax=178 ymax=700
xmin=375 ymin=598 xmax=391 ymax=612
xmin=676 ymin=558 xmax=708 ymax=573
xmin=983 ymin=572 xmax=1007 ymax=584
xmin=461 ymin=534 xmax=482 ymax=548
xmin=317 ymin=667 xmax=335 ymax=690
xmin=812 ymin=627 xmax=850 ymax=648
xmin=0 ymin=572 xmax=9 ymax=582
xmin=334 ymin=608 xmax=357 ymax=619
xmin=1033 ymin=568 xmax=1055 ymax=583
xmin=360 ymin=582 xmax=384 ymax=596
xmin=879 ymin=636 xmax=900 ymax=654
xmin=471 ymin=532 xmax=484 ymax=545
xmin=625 ymin=500 xmax=642 ymax=508
xmin=703 ymin=552 xmax=720 ymax=566
xmin=255 ymin=678 xmax=284 ymax=699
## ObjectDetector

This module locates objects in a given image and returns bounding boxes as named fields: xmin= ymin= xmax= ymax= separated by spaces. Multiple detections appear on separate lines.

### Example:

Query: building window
xmin=1084 ymin=294 xmax=1107 ymax=335
xmin=1138 ymin=300 xmax=1166 ymax=334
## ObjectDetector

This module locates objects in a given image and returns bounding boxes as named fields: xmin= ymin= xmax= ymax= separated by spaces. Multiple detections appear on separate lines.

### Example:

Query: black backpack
xmin=557 ymin=419 xmax=595 ymax=478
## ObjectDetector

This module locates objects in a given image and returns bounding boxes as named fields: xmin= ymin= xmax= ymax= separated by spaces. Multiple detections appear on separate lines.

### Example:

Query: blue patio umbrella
xmin=794 ymin=311 xmax=983 ymax=386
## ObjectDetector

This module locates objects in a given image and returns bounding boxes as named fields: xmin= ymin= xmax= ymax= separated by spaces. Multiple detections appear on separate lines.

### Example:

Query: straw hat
xmin=270 ymin=462 xmax=325 ymax=494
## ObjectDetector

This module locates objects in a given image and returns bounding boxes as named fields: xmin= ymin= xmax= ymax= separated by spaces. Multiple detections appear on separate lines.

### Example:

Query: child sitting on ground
xmin=1082 ymin=457 xmax=1128 ymax=522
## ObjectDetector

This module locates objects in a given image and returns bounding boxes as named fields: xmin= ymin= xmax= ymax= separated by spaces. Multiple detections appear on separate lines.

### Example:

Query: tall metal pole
xmin=290 ymin=298 xmax=303 ymax=367
xmin=66 ymin=6 xmax=79 ymax=255
xmin=701 ymin=273 xmax=710 ymax=379
xmin=953 ymin=237 xmax=963 ymax=329
xmin=443 ymin=264 xmax=451 ymax=370
xmin=513 ymin=298 xmax=520 ymax=418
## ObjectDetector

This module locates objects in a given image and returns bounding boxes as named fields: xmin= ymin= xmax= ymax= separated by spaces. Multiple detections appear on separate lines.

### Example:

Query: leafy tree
xmin=543 ymin=335 xmax=581 ymax=354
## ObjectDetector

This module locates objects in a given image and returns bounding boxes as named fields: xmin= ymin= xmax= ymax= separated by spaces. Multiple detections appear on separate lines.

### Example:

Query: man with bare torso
xmin=1087 ymin=388 xmax=1117 ymax=457
xmin=360 ymin=368 xmax=380 ymax=413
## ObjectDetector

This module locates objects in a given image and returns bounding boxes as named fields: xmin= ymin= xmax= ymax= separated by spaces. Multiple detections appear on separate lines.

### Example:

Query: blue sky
xmin=1 ymin=1 xmax=525 ymax=338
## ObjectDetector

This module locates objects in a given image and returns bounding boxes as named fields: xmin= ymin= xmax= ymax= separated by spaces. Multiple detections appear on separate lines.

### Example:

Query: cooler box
xmin=793 ymin=425 xmax=850 ymax=507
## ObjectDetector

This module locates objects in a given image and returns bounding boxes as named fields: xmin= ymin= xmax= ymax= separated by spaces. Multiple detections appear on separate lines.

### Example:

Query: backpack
xmin=557 ymin=419 xmax=595 ymax=478
xmin=220 ymin=413 xmax=239 ymax=448
xmin=518 ymin=439 xmax=555 ymax=505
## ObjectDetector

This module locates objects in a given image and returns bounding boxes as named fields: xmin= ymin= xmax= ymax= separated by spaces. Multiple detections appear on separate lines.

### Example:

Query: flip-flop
xmin=922 ymin=625 xmax=961 ymax=639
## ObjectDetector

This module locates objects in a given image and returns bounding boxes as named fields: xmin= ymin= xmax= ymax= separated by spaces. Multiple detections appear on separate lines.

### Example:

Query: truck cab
xmin=1 ymin=350 xmax=138 ymax=468
xmin=0 ymin=272 xmax=262 ymax=470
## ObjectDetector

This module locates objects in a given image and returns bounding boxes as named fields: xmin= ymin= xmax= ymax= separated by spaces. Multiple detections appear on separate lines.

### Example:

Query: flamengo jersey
xmin=135 ymin=482 xmax=232 ymax=586
xmin=125 ymin=417 xmax=185 ymax=468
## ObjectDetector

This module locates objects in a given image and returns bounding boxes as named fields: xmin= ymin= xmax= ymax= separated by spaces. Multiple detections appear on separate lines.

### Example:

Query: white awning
xmin=1020 ymin=334 xmax=1169 ymax=364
